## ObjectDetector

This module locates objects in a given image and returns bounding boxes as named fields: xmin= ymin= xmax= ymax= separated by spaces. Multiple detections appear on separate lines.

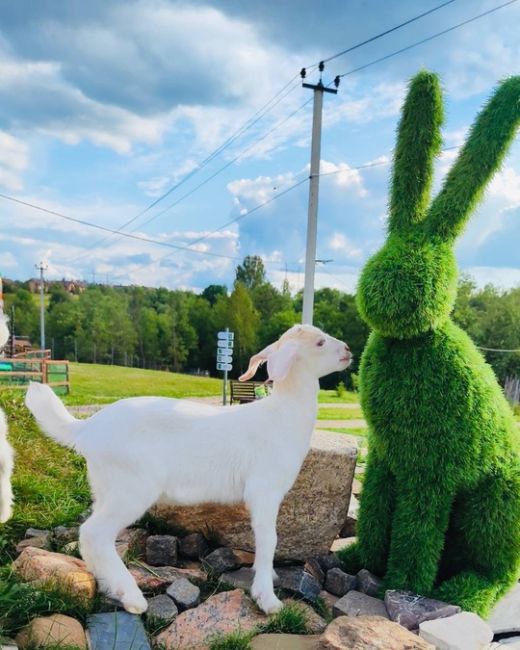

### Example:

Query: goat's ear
xmin=238 ymin=342 xmax=277 ymax=382
xmin=266 ymin=340 xmax=299 ymax=383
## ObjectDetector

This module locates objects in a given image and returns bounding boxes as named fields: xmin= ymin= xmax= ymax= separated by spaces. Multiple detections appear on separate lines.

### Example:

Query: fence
xmin=0 ymin=358 xmax=70 ymax=395
xmin=505 ymin=376 xmax=520 ymax=406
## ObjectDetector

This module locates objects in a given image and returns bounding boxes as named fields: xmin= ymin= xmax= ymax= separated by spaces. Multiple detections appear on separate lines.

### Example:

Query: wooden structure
xmin=229 ymin=380 xmax=269 ymax=405
xmin=0 ymin=357 xmax=70 ymax=395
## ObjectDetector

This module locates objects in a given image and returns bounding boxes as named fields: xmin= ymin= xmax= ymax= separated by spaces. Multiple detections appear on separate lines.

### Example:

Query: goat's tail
xmin=0 ymin=410 xmax=14 ymax=522
xmin=25 ymin=382 xmax=78 ymax=449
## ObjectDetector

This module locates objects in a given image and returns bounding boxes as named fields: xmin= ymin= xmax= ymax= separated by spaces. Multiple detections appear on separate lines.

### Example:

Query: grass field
xmin=64 ymin=362 xmax=223 ymax=405
xmin=322 ymin=426 xmax=368 ymax=437
xmin=316 ymin=407 xmax=364 ymax=420
xmin=62 ymin=362 xmax=360 ymax=406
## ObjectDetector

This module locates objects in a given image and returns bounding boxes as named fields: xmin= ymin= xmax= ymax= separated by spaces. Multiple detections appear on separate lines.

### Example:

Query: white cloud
xmin=320 ymin=160 xmax=367 ymax=197
xmin=227 ymin=171 xmax=298 ymax=207
xmin=328 ymin=233 xmax=362 ymax=259
xmin=0 ymin=130 xmax=29 ymax=191
xmin=327 ymin=82 xmax=406 ymax=126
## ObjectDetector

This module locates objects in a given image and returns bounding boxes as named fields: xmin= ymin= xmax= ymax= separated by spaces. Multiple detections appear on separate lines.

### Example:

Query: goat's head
xmin=239 ymin=324 xmax=352 ymax=383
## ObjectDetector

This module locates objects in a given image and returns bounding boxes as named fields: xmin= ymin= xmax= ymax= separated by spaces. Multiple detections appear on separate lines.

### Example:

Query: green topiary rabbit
xmin=338 ymin=70 xmax=520 ymax=616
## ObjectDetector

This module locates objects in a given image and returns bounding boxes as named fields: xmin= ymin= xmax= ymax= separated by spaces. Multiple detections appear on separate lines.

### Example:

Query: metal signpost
xmin=217 ymin=329 xmax=234 ymax=405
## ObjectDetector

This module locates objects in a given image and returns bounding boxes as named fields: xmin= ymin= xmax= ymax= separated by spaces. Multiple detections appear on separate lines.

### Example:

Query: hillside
xmin=64 ymin=363 xmax=222 ymax=406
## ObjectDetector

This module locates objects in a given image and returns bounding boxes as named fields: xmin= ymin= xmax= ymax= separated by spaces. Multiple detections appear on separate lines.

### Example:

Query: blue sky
xmin=0 ymin=0 xmax=519 ymax=293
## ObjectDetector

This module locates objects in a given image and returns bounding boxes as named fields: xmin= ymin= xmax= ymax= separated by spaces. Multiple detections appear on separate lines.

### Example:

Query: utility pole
xmin=35 ymin=261 xmax=48 ymax=355
xmin=301 ymin=63 xmax=339 ymax=324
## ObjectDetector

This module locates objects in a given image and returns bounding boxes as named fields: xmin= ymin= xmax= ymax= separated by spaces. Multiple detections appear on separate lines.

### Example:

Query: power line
xmin=0 ymin=178 xmax=307 ymax=266
xmin=318 ymin=0 xmax=459 ymax=65
xmin=74 ymin=75 xmax=306 ymax=260
xmin=337 ymin=0 xmax=519 ymax=79
xmin=478 ymin=346 xmax=520 ymax=353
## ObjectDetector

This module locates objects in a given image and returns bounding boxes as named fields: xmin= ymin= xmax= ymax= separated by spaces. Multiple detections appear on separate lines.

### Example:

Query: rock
xmin=232 ymin=548 xmax=256 ymax=566
xmin=316 ymin=553 xmax=342 ymax=573
xmin=487 ymin=583 xmax=520 ymax=634
xmin=16 ymin=614 xmax=87 ymax=649
xmin=277 ymin=568 xmax=321 ymax=601
xmin=115 ymin=527 xmax=148 ymax=559
xmin=87 ymin=612 xmax=150 ymax=649
xmin=221 ymin=567 xmax=255 ymax=591
xmin=13 ymin=547 xmax=96 ymax=602
xmin=304 ymin=558 xmax=325 ymax=586
xmin=151 ymin=431 xmax=357 ymax=561
xmin=166 ymin=578 xmax=201 ymax=610
xmin=204 ymin=547 xmax=240 ymax=574
xmin=330 ymin=538 xmax=356 ymax=553
xmin=146 ymin=535 xmax=178 ymax=566
xmin=146 ymin=595 xmax=178 ymax=624
xmin=178 ymin=533 xmax=209 ymax=560
xmin=16 ymin=538 xmax=48 ymax=554
xmin=53 ymin=525 xmax=79 ymax=546
xmin=252 ymin=634 xmax=320 ymax=650
xmin=419 ymin=612 xmax=493 ymax=649
xmin=25 ymin=527 xmax=50 ymax=540
xmin=385 ymin=590 xmax=461 ymax=631
xmin=63 ymin=541 xmax=80 ymax=555
xmin=320 ymin=615 xmax=434 ymax=650
xmin=129 ymin=562 xmax=205 ymax=593
xmin=324 ymin=568 xmax=357 ymax=597
xmin=0 ymin=639 xmax=18 ymax=650
xmin=283 ymin=599 xmax=327 ymax=634
xmin=319 ymin=590 xmax=339 ymax=618
xmin=333 ymin=591 xmax=388 ymax=619
xmin=351 ymin=478 xmax=363 ymax=497
xmin=155 ymin=589 xmax=266 ymax=649
xmin=356 ymin=569 xmax=382 ymax=598
xmin=339 ymin=497 xmax=359 ymax=538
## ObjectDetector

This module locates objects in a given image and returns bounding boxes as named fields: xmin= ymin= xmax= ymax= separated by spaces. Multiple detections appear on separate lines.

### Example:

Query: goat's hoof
xmin=255 ymin=593 xmax=283 ymax=615
xmin=122 ymin=592 xmax=148 ymax=614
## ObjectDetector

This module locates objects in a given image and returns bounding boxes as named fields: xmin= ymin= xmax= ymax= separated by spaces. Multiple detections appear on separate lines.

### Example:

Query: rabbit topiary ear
xmin=426 ymin=76 xmax=520 ymax=242
xmin=389 ymin=70 xmax=443 ymax=235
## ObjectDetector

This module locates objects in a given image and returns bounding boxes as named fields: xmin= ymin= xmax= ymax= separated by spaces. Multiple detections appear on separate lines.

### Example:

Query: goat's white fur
xmin=25 ymin=324 xmax=351 ymax=614
xmin=0 ymin=312 xmax=14 ymax=522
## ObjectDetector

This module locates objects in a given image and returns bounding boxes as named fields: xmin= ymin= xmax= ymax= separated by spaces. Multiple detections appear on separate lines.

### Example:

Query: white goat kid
xmin=25 ymin=324 xmax=351 ymax=614
xmin=0 ymin=312 xmax=14 ymax=523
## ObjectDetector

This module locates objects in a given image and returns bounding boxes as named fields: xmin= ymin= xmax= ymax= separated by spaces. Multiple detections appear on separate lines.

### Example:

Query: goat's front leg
xmin=245 ymin=482 xmax=283 ymax=614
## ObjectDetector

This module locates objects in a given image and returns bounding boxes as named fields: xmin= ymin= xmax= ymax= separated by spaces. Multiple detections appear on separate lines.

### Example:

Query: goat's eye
xmin=317 ymin=339 xmax=325 ymax=347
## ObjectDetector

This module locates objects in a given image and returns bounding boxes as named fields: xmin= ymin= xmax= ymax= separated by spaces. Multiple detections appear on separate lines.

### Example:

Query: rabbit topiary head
xmin=357 ymin=71 xmax=520 ymax=339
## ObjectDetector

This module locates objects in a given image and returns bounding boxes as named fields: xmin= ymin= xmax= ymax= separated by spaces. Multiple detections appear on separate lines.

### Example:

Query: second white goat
xmin=25 ymin=324 xmax=351 ymax=614
xmin=0 ymin=312 xmax=14 ymax=523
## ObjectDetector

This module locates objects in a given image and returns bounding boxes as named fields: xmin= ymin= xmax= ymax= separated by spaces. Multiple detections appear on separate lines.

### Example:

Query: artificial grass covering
xmin=339 ymin=71 xmax=520 ymax=617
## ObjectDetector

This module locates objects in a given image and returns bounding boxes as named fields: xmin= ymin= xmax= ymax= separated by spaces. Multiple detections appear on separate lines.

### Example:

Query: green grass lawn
xmin=0 ymin=391 xmax=90 ymax=564
xmin=317 ymin=406 xmax=364 ymax=420
xmin=64 ymin=362 xmax=223 ymax=405
xmin=322 ymin=426 xmax=368 ymax=437
xmin=317 ymin=389 xmax=359 ymax=404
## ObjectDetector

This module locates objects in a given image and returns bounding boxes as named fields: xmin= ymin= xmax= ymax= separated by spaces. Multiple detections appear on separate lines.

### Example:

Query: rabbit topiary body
xmin=338 ymin=71 xmax=520 ymax=616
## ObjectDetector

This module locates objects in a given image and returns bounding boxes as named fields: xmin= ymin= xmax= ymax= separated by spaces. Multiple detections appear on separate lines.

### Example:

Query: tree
xmin=235 ymin=256 xmax=266 ymax=290
xmin=201 ymin=284 xmax=227 ymax=306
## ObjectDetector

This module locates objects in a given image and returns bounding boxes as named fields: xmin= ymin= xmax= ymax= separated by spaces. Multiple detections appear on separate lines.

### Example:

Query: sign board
xmin=217 ymin=339 xmax=234 ymax=348
xmin=218 ymin=331 xmax=234 ymax=340
xmin=217 ymin=362 xmax=232 ymax=371
xmin=217 ymin=353 xmax=233 ymax=363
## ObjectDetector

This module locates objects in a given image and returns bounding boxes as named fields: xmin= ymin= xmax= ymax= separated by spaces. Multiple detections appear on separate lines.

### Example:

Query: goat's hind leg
xmin=245 ymin=482 xmax=283 ymax=614
xmin=80 ymin=485 xmax=158 ymax=614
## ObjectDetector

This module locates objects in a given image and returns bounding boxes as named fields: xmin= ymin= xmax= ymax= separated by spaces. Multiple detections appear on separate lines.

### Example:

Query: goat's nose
xmin=344 ymin=344 xmax=350 ymax=352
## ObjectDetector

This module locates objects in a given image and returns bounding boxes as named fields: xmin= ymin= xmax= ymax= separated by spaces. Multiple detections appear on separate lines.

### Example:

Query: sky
xmin=0 ymin=0 xmax=519 ymax=295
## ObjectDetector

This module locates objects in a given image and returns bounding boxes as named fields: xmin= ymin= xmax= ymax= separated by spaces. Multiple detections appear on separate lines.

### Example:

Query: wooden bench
xmin=229 ymin=380 xmax=269 ymax=405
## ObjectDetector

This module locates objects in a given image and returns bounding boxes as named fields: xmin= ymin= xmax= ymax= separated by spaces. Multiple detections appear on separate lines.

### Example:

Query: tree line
xmin=2 ymin=257 xmax=519 ymax=387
